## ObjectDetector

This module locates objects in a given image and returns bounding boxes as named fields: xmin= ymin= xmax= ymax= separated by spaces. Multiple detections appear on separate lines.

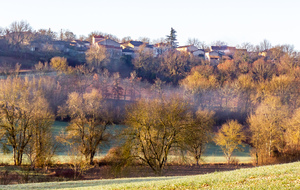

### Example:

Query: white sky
xmin=1 ymin=0 xmax=300 ymax=50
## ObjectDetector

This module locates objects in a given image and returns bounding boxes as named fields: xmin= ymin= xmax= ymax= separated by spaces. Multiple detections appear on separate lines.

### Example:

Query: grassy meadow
xmin=0 ymin=161 xmax=298 ymax=189
xmin=0 ymin=121 xmax=252 ymax=165
xmin=51 ymin=121 xmax=252 ymax=164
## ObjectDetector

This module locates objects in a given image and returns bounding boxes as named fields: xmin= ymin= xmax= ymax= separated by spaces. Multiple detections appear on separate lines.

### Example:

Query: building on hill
xmin=206 ymin=45 xmax=248 ymax=65
xmin=176 ymin=45 xmax=205 ymax=58
xmin=121 ymin=41 xmax=153 ymax=50
xmin=153 ymin=42 xmax=170 ymax=56
xmin=205 ymin=51 xmax=223 ymax=66
xmin=29 ymin=40 xmax=70 ymax=53
xmin=210 ymin=45 xmax=236 ymax=56
xmin=71 ymin=40 xmax=90 ymax=51
xmin=92 ymin=36 xmax=122 ymax=59
xmin=121 ymin=40 xmax=154 ymax=57
xmin=92 ymin=35 xmax=106 ymax=45
xmin=122 ymin=48 xmax=135 ymax=57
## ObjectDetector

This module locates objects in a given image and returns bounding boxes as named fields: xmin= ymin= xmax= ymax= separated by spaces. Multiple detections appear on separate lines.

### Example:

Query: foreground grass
xmin=0 ymin=162 xmax=299 ymax=190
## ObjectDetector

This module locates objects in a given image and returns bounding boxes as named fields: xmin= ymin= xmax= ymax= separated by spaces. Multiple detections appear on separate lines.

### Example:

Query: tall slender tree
xmin=166 ymin=27 xmax=178 ymax=48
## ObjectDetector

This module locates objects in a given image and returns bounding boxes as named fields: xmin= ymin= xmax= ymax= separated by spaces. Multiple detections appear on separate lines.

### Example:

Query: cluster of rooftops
xmin=90 ymin=35 xmax=248 ymax=65
xmin=29 ymin=35 xmax=247 ymax=65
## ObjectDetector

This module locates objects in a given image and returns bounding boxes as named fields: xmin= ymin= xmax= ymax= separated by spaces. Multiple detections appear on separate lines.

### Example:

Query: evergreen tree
xmin=166 ymin=27 xmax=178 ymax=48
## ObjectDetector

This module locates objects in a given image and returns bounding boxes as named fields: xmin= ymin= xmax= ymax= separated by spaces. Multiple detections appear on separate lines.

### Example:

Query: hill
xmin=0 ymin=162 xmax=299 ymax=189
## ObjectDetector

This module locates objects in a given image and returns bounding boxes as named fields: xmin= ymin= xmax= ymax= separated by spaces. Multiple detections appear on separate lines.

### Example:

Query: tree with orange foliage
xmin=217 ymin=60 xmax=237 ymax=82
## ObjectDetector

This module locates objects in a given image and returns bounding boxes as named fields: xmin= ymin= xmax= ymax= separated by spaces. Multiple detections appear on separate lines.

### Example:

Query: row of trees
xmin=124 ymin=93 xmax=300 ymax=175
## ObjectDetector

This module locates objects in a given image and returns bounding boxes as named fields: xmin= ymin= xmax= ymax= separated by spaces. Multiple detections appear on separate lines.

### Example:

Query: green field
xmin=52 ymin=121 xmax=252 ymax=163
xmin=0 ymin=121 xmax=252 ymax=164
xmin=0 ymin=161 xmax=298 ymax=189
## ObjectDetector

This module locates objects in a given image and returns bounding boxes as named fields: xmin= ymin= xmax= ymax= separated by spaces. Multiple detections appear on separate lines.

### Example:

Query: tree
xmin=178 ymin=109 xmax=215 ymax=165
xmin=85 ymin=45 xmax=109 ymax=70
xmin=59 ymin=29 xmax=76 ymax=41
xmin=58 ymin=89 xmax=112 ymax=165
xmin=112 ymin=72 xmax=123 ymax=100
xmin=237 ymin=42 xmax=255 ymax=52
xmin=248 ymin=97 xmax=288 ymax=165
xmin=133 ymin=43 xmax=158 ymax=82
xmin=166 ymin=27 xmax=178 ymax=48
xmin=87 ymin=31 xmax=119 ymax=43
xmin=34 ymin=28 xmax=56 ymax=42
xmin=217 ymin=60 xmax=237 ymax=81
xmin=259 ymin=39 xmax=272 ymax=52
xmin=138 ymin=37 xmax=150 ymax=43
xmin=285 ymin=108 xmax=300 ymax=155
xmin=161 ymin=50 xmax=194 ymax=84
xmin=123 ymin=95 xmax=191 ymax=175
xmin=211 ymin=40 xmax=227 ymax=46
xmin=64 ymin=30 xmax=76 ymax=41
xmin=25 ymin=92 xmax=55 ymax=168
xmin=187 ymin=38 xmax=203 ymax=49
xmin=121 ymin=36 xmax=132 ymax=43
xmin=252 ymin=58 xmax=274 ymax=81
xmin=5 ymin=20 xmax=33 ymax=51
xmin=50 ymin=56 xmax=69 ymax=73
xmin=187 ymin=40 xmax=209 ymax=51
xmin=0 ymin=77 xmax=54 ymax=165
xmin=151 ymin=78 xmax=166 ymax=97
xmin=214 ymin=120 xmax=246 ymax=164
xmin=180 ymin=70 xmax=218 ymax=108
xmin=235 ymin=74 xmax=255 ymax=114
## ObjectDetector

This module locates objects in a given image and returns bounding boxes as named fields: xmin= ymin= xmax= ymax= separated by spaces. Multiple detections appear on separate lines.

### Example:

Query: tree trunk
xmin=89 ymin=151 xmax=95 ymax=165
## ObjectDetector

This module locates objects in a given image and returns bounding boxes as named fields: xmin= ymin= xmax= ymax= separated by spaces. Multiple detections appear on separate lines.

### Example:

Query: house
xmin=206 ymin=46 xmax=249 ymax=65
xmin=206 ymin=46 xmax=236 ymax=65
xmin=122 ymin=48 xmax=135 ymax=57
xmin=121 ymin=41 xmax=153 ymax=51
xmin=29 ymin=40 xmax=70 ymax=52
xmin=176 ymin=45 xmax=205 ymax=58
xmin=153 ymin=42 xmax=171 ymax=56
xmin=121 ymin=40 xmax=155 ymax=57
xmin=92 ymin=35 xmax=106 ymax=44
xmin=205 ymin=51 xmax=223 ymax=66
xmin=210 ymin=45 xmax=236 ymax=57
xmin=92 ymin=36 xmax=122 ymax=59
xmin=71 ymin=40 xmax=90 ymax=51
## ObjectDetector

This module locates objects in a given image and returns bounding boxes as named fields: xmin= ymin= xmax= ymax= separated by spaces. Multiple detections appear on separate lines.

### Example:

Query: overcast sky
xmin=1 ymin=0 xmax=300 ymax=50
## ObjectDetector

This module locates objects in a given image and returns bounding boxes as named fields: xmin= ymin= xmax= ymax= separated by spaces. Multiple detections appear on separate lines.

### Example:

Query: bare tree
xmin=211 ymin=40 xmax=227 ymax=46
xmin=187 ymin=38 xmax=208 ymax=50
xmin=187 ymin=38 xmax=200 ymax=48
xmin=123 ymin=95 xmax=192 ymax=175
xmin=85 ymin=45 xmax=110 ymax=70
xmin=0 ymin=77 xmax=54 ymax=165
xmin=178 ymin=109 xmax=215 ymax=165
xmin=237 ymin=42 xmax=255 ymax=52
xmin=259 ymin=39 xmax=272 ymax=51
xmin=248 ymin=97 xmax=288 ymax=165
xmin=214 ymin=120 xmax=246 ymax=164
xmin=58 ymin=89 xmax=112 ymax=165
xmin=5 ymin=20 xmax=33 ymax=50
